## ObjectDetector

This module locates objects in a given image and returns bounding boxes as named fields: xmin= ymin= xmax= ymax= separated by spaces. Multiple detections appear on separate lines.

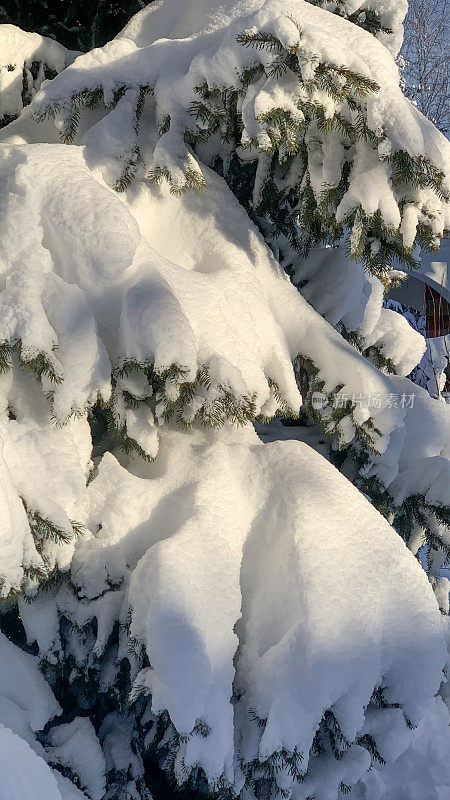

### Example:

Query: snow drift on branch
xmin=0 ymin=25 xmax=72 ymax=123
xmin=14 ymin=0 xmax=448 ymax=270
xmin=0 ymin=138 xmax=449 ymax=594
xmin=56 ymin=424 xmax=448 ymax=797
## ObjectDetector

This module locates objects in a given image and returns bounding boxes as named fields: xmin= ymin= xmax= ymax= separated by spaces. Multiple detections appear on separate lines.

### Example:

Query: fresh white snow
xmin=64 ymin=424 xmax=447 ymax=795
xmin=0 ymin=25 xmax=72 ymax=121
xmin=0 ymin=2 xmax=449 ymax=798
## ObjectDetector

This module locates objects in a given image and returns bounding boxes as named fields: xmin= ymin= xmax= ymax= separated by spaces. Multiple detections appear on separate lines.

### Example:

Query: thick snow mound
xmin=0 ymin=6 xmax=448 ymax=800
xmin=0 ymin=632 xmax=62 ymax=800
xmin=0 ymin=724 xmax=61 ymax=800
xmin=46 ymin=717 xmax=106 ymax=800
xmin=360 ymin=695 xmax=450 ymax=800
xmin=0 ymin=426 xmax=41 ymax=596
xmin=291 ymin=244 xmax=426 ymax=375
xmin=0 ymin=139 xmax=448 ymax=598
xmin=0 ymin=632 xmax=99 ymax=800
xmin=292 ymin=244 xmax=382 ymax=332
xmin=363 ymin=307 xmax=426 ymax=376
xmin=0 ymin=25 xmax=71 ymax=122
xmin=118 ymin=0 xmax=408 ymax=53
xmin=63 ymin=425 xmax=447 ymax=796
xmin=0 ymin=631 xmax=60 ymax=736
xmin=0 ymin=403 xmax=92 ymax=596
xmin=420 ymin=334 xmax=450 ymax=398
xmin=0 ymin=25 xmax=68 ymax=72
xmin=0 ymin=142 xmax=409 ymax=448
xmin=381 ymin=377 xmax=450 ymax=507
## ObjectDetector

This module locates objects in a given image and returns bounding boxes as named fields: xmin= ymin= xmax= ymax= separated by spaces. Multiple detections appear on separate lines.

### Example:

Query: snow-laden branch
xmin=0 ymin=139 xmax=447 ymax=601
xmin=6 ymin=0 xmax=446 ymax=277
xmin=0 ymin=25 xmax=73 ymax=124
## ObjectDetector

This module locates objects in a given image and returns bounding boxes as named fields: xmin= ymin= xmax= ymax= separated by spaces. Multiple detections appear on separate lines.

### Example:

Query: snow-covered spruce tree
xmin=0 ymin=1 xmax=450 ymax=799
